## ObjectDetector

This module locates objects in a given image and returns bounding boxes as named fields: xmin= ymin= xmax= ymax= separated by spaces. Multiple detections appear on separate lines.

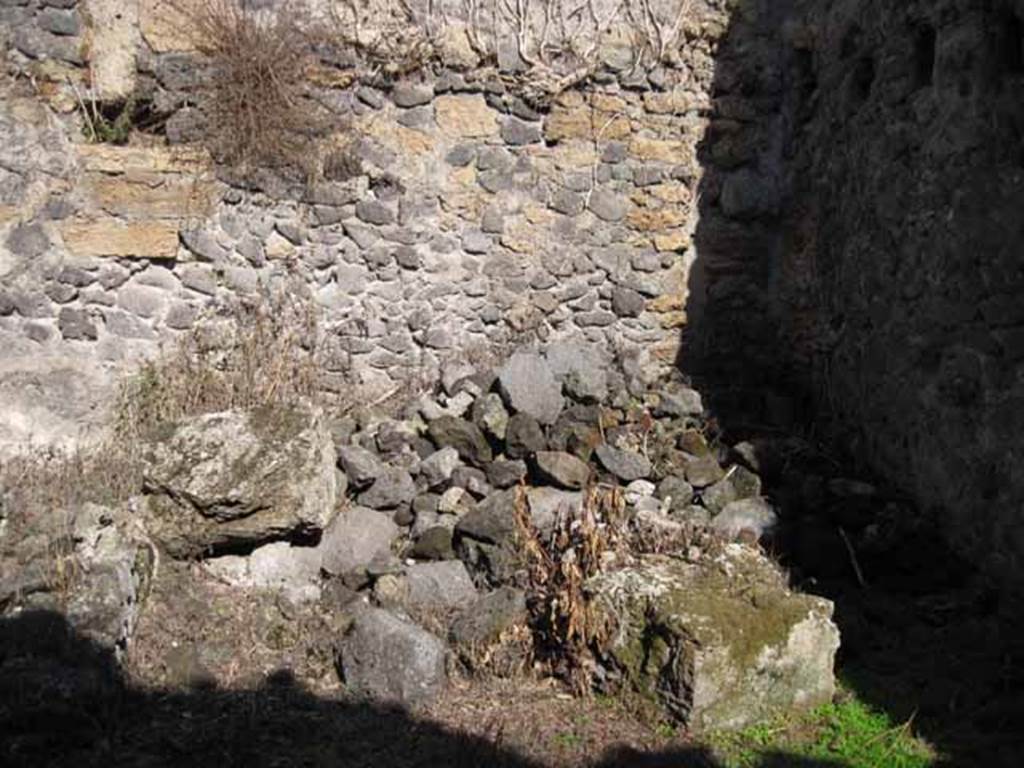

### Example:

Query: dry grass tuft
xmin=171 ymin=0 xmax=328 ymax=178
xmin=114 ymin=288 xmax=322 ymax=442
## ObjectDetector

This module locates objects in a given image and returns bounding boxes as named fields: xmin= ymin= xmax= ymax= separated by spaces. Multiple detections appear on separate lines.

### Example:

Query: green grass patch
xmin=710 ymin=691 xmax=937 ymax=768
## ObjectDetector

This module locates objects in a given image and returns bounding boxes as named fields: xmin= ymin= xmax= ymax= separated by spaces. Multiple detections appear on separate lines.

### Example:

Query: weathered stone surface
xmin=58 ymin=307 xmax=97 ymax=340
xmin=428 ymin=416 xmax=493 ymax=466
xmin=483 ymin=460 xmax=524 ymax=490
xmin=525 ymin=486 xmax=581 ymax=532
xmin=355 ymin=199 xmax=394 ymax=226
xmin=454 ymin=488 xmax=518 ymax=546
xmin=82 ymin=0 xmax=139 ymax=98
xmin=391 ymin=82 xmax=434 ymax=108
xmin=5 ymin=222 xmax=49 ymax=257
xmin=595 ymin=444 xmax=652 ymax=481
xmin=204 ymin=541 xmax=322 ymax=602
xmin=589 ymin=190 xmax=629 ymax=222
xmin=655 ymin=388 xmax=704 ymax=418
xmin=544 ymin=341 xmax=608 ymax=403
xmin=501 ymin=116 xmax=542 ymax=145
xmin=532 ymin=451 xmax=591 ymax=490
xmin=60 ymin=219 xmax=180 ymax=259
xmin=142 ymin=405 xmax=337 ymax=557
xmin=420 ymin=446 xmax=461 ymax=488
xmin=712 ymin=497 xmax=778 ymax=542
xmin=0 ymin=352 xmax=113 ymax=450
xmin=337 ymin=606 xmax=447 ymax=707
xmin=409 ymin=525 xmax=455 ymax=560
xmin=140 ymin=0 xmax=200 ymax=52
xmin=685 ymin=455 xmax=726 ymax=488
xmin=337 ymin=445 xmax=384 ymax=489
xmin=358 ymin=468 xmax=416 ymax=510
xmin=612 ymin=287 xmax=645 ymax=317
xmin=590 ymin=547 xmax=840 ymax=731
xmin=62 ymin=504 xmax=153 ymax=653
xmin=88 ymin=174 xmax=216 ymax=220
xmin=498 ymin=352 xmax=564 ymax=425
xmin=656 ymin=476 xmax=695 ymax=512
xmin=504 ymin=413 xmax=547 ymax=459
xmin=319 ymin=506 xmax=399 ymax=577
xmin=450 ymin=586 xmax=528 ymax=648
xmin=472 ymin=392 xmax=509 ymax=440
xmin=434 ymin=95 xmax=498 ymax=138
xmin=405 ymin=561 xmax=478 ymax=612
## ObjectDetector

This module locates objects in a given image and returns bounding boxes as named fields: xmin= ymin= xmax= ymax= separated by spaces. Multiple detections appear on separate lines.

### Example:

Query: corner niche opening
xmin=913 ymin=25 xmax=937 ymax=88
xmin=999 ymin=10 xmax=1024 ymax=74
xmin=850 ymin=55 xmax=876 ymax=106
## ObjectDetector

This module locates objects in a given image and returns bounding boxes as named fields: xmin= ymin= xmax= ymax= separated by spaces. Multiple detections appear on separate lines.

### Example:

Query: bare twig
xmin=838 ymin=526 xmax=868 ymax=587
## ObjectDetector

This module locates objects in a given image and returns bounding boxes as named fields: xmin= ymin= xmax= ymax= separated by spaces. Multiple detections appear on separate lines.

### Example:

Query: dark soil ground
xmin=2 ymin=521 xmax=1020 ymax=768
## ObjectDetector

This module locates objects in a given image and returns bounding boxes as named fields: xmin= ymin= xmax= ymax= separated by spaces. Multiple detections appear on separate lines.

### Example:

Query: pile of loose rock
xmin=0 ymin=342 xmax=843 ymax=731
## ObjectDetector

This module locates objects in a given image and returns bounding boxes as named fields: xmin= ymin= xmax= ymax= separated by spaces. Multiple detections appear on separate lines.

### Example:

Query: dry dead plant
xmin=329 ymin=0 xmax=700 ymax=96
xmin=0 ymin=447 xmax=141 ymax=535
xmin=114 ymin=288 xmax=323 ymax=442
xmin=168 ymin=0 xmax=328 ymax=178
xmin=513 ymin=483 xmax=627 ymax=693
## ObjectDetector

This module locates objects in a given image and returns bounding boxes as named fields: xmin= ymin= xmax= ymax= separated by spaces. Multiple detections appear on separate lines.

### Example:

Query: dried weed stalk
xmin=514 ymin=483 xmax=627 ymax=693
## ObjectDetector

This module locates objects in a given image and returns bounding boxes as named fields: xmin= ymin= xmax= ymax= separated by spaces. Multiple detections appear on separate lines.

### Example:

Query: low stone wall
xmin=0 ymin=0 xmax=732 ymax=447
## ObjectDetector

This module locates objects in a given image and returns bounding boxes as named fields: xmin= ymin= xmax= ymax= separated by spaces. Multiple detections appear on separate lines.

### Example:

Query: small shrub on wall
xmin=171 ymin=0 xmax=328 ymax=179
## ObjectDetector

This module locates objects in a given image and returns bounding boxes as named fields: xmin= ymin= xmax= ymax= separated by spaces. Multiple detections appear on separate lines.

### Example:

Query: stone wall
xmin=5 ymin=0 xmax=1023 ymax=592
xmin=785 ymin=0 xmax=1024 ymax=588
xmin=689 ymin=0 xmax=1024 ymax=591
xmin=0 ymin=0 xmax=731 ymax=447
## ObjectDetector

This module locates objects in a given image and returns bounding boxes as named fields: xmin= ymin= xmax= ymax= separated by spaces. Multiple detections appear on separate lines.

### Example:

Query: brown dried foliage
xmin=171 ymin=0 xmax=327 ymax=178
xmin=513 ymin=483 xmax=628 ymax=693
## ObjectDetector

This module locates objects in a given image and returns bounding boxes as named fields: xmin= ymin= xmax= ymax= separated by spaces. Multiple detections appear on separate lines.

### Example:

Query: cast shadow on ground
xmin=679 ymin=4 xmax=1024 ymax=768
xmin=0 ymin=610 xmax=851 ymax=768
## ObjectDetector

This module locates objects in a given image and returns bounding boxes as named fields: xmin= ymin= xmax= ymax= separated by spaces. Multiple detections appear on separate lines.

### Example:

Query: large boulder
xmin=336 ymin=605 xmax=447 ymax=708
xmin=589 ymin=546 xmax=839 ymax=732
xmin=143 ymin=405 xmax=337 ymax=557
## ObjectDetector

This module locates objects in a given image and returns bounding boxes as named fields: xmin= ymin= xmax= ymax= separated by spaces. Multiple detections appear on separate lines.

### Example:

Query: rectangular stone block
xmin=60 ymin=219 xmax=180 ymax=259
xmin=85 ymin=174 xmax=216 ymax=220
xmin=435 ymin=95 xmax=499 ymax=139
xmin=629 ymin=136 xmax=691 ymax=163
xmin=591 ymin=548 xmax=839 ymax=732
xmin=77 ymin=144 xmax=209 ymax=175
xmin=627 ymin=207 xmax=687 ymax=231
